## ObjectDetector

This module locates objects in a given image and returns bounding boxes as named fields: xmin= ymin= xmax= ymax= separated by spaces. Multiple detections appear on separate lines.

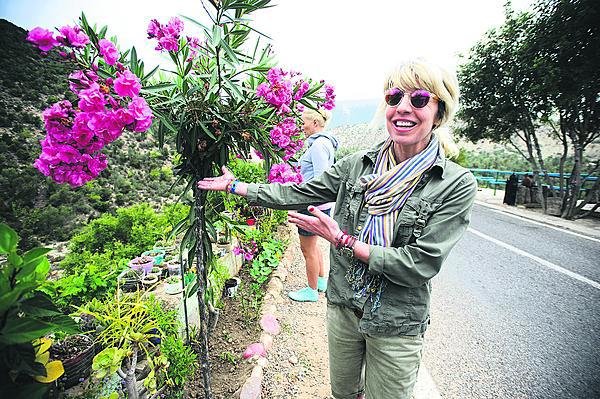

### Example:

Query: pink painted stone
xmin=259 ymin=314 xmax=281 ymax=335
xmin=243 ymin=342 xmax=266 ymax=359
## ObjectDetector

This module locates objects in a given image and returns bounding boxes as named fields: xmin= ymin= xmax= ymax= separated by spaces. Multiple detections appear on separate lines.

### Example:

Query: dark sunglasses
xmin=385 ymin=88 xmax=438 ymax=108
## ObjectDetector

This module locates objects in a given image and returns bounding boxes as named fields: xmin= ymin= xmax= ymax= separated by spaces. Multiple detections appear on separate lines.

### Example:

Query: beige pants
xmin=327 ymin=304 xmax=424 ymax=399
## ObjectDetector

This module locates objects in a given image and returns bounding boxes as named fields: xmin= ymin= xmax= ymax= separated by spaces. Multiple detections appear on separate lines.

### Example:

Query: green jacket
xmin=247 ymin=142 xmax=477 ymax=336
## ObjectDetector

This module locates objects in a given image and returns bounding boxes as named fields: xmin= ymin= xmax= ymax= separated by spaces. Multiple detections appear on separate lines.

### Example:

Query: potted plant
xmin=117 ymin=268 xmax=143 ymax=292
xmin=142 ymin=249 xmax=166 ymax=266
xmin=51 ymin=334 xmax=95 ymax=389
xmin=141 ymin=273 xmax=160 ymax=288
xmin=128 ymin=255 xmax=155 ymax=275
xmin=164 ymin=276 xmax=182 ymax=295
xmin=149 ymin=266 xmax=163 ymax=279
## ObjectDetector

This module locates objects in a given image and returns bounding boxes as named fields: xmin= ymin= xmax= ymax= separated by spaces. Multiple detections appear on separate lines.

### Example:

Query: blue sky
xmin=1 ymin=0 xmax=532 ymax=102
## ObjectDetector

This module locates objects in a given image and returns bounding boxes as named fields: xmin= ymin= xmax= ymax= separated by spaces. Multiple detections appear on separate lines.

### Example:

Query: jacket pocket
xmin=393 ymin=198 xmax=439 ymax=246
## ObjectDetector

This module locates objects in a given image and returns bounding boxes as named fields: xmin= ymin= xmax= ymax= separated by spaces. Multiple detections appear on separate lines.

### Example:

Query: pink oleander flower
xmin=269 ymin=126 xmax=292 ymax=149
xmin=186 ymin=36 xmax=204 ymax=61
xmin=34 ymin=138 xmax=109 ymax=187
xmin=57 ymin=25 xmax=89 ymax=48
xmin=321 ymin=84 xmax=336 ymax=110
xmin=27 ymin=27 xmax=58 ymax=51
xmin=158 ymin=36 xmax=179 ymax=52
xmin=114 ymin=70 xmax=141 ymax=98
xmin=128 ymin=97 xmax=153 ymax=132
xmin=256 ymin=67 xmax=294 ymax=114
xmin=147 ymin=17 xmax=183 ymax=52
xmin=87 ymin=112 xmax=125 ymax=145
xmin=70 ymin=112 xmax=95 ymax=149
xmin=42 ymin=100 xmax=73 ymax=138
xmin=68 ymin=70 xmax=97 ymax=93
xmin=268 ymin=163 xmax=303 ymax=184
xmin=165 ymin=17 xmax=184 ymax=37
xmin=293 ymin=80 xmax=310 ymax=101
xmin=78 ymin=83 xmax=106 ymax=113
xmin=98 ymin=39 xmax=119 ymax=65
xmin=147 ymin=19 xmax=161 ymax=38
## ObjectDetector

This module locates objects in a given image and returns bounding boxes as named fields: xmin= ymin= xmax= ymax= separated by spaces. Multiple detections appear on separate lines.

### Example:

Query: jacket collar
xmin=363 ymin=139 xmax=448 ymax=178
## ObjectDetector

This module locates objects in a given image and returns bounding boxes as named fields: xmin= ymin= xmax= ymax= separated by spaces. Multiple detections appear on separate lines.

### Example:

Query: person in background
xmin=288 ymin=108 xmax=338 ymax=302
xmin=198 ymin=58 xmax=477 ymax=399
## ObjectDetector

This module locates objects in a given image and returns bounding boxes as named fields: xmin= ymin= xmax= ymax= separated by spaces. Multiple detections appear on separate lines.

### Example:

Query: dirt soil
xmin=185 ymin=270 xmax=262 ymax=399
xmin=184 ymin=228 xmax=331 ymax=399
xmin=261 ymin=232 xmax=331 ymax=398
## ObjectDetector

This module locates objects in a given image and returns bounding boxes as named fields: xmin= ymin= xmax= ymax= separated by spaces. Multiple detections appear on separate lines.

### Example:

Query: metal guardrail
xmin=470 ymin=168 xmax=598 ymax=196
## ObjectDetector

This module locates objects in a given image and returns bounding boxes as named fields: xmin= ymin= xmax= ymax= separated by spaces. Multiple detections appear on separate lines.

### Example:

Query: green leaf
xmin=142 ymin=65 xmax=160 ymax=83
xmin=141 ymin=82 xmax=177 ymax=93
xmin=220 ymin=39 xmax=239 ymax=64
xmin=22 ymin=248 xmax=51 ymax=264
xmin=0 ymin=318 xmax=56 ymax=345
xmin=154 ymin=111 xmax=178 ymax=134
xmin=0 ymin=223 xmax=18 ymax=254
xmin=130 ymin=46 xmax=138 ymax=72
xmin=98 ymin=25 xmax=108 ymax=39
xmin=0 ymin=290 xmax=21 ymax=315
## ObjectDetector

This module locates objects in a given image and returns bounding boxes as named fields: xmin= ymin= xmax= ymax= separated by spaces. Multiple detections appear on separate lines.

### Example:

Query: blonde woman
xmin=289 ymin=108 xmax=338 ymax=302
xmin=198 ymin=59 xmax=476 ymax=399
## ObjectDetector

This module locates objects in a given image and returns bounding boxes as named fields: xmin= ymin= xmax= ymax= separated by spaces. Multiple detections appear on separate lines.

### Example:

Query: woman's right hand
xmin=197 ymin=166 xmax=236 ymax=192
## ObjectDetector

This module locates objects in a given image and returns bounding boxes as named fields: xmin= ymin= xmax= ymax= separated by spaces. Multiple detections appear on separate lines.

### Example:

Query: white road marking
xmin=414 ymin=365 xmax=443 ymax=399
xmin=468 ymin=227 xmax=600 ymax=290
xmin=475 ymin=202 xmax=600 ymax=244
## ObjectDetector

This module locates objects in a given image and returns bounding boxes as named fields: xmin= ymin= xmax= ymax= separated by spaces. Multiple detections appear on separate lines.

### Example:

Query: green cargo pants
xmin=327 ymin=304 xmax=424 ymax=399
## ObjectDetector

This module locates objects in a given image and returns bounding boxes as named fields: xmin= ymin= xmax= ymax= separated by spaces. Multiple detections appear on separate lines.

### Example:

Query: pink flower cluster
xmin=268 ymin=163 xmax=303 ymax=184
xmin=28 ymin=25 xmax=153 ymax=187
xmin=233 ymin=240 xmax=258 ymax=261
xmin=256 ymin=68 xmax=296 ymax=114
xmin=269 ymin=117 xmax=303 ymax=161
xmin=27 ymin=25 xmax=121 ymax=67
xmin=321 ymin=84 xmax=336 ymax=110
xmin=147 ymin=17 xmax=184 ymax=52
xmin=186 ymin=36 xmax=204 ymax=62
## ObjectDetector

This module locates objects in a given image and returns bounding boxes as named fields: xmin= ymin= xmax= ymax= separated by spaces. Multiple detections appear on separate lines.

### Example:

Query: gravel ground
xmin=261 ymin=231 xmax=332 ymax=398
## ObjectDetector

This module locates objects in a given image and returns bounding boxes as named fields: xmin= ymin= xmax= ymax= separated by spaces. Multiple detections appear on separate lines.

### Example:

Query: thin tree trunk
xmin=563 ymin=132 xmax=583 ymax=219
xmin=193 ymin=185 xmax=212 ymax=399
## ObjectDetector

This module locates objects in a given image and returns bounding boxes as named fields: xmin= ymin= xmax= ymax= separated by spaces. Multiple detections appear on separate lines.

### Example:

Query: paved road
xmin=422 ymin=203 xmax=600 ymax=399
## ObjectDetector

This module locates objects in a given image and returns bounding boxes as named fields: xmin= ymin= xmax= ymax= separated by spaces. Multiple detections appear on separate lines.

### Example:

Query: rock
xmin=257 ymin=357 xmax=269 ymax=368
xmin=289 ymin=355 xmax=298 ymax=365
xmin=267 ymin=277 xmax=283 ymax=293
xmin=243 ymin=342 xmax=266 ymax=359
xmin=260 ymin=314 xmax=281 ymax=335
xmin=239 ymin=376 xmax=262 ymax=399
xmin=260 ymin=332 xmax=273 ymax=351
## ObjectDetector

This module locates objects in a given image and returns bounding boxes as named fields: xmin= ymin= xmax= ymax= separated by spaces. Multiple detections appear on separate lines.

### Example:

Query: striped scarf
xmin=346 ymin=135 xmax=439 ymax=310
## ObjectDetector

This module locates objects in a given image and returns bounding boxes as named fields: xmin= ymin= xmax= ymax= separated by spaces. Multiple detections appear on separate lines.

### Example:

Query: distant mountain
xmin=328 ymin=98 xmax=380 ymax=129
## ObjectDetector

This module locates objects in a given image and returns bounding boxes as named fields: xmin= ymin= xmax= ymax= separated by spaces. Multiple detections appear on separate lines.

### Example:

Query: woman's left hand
xmin=288 ymin=206 xmax=340 ymax=244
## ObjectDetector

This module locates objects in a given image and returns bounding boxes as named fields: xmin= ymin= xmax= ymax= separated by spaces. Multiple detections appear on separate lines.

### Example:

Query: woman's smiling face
xmin=385 ymin=88 xmax=439 ymax=161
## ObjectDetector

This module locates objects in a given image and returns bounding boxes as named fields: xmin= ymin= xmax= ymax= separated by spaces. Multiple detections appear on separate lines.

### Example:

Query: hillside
xmin=0 ymin=19 xmax=181 ymax=249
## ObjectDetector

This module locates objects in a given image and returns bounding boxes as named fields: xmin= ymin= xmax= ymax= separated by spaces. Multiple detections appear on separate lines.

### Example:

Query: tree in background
xmin=456 ymin=0 xmax=599 ymax=219
xmin=526 ymin=0 xmax=599 ymax=218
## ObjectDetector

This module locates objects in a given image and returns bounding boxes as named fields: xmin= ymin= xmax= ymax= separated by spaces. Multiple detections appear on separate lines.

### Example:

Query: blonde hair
xmin=302 ymin=108 xmax=332 ymax=129
xmin=371 ymin=58 xmax=460 ymax=157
